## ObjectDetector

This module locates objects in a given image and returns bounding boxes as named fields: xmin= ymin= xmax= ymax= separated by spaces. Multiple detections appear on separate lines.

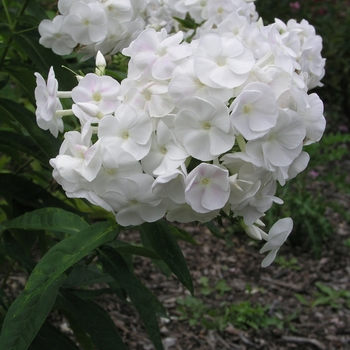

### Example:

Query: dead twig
xmin=261 ymin=276 xmax=304 ymax=292
xmin=281 ymin=335 xmax=327 ymax=350
xmin=239 ymin=333 xmax=258 ymax=348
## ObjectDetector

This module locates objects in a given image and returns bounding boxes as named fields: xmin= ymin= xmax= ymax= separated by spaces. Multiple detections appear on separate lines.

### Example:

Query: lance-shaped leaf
xmin=0 ymin=207 xmax=89 ymax=236
xmin=63 ymin=264 xmax=114 ymax=288
xmin=168 ymin=225 xmax=199 ymax=245
xmin=0 ymin=174 xmax=77 ymax=212
xmin=98 ymin=246 xmax=166 ymax=350
xmin=2 ymin=231 xmax=36 ymax=273
xmin=0 ymin=98 xmax=60 ymax=159
xmin=0 ymin=222 xmax=119 ymax=350
xmin=140 ymin=221 xmax=194 ymax=295
xmin=0 ymin=130 xmax=46 ymax=162
xmin=29 ymin=322 xmax=80 ymax=350
xmin=58 ymin=291 xmax=127 ymax=350
xmin=4 ymin=66 xmax=36 ymax=105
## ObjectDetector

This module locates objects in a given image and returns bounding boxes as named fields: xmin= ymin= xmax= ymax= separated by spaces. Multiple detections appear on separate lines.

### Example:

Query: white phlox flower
xmin=34 ymin=67 xmax=59 ymax=122
xmin=185 ymin=163 xmax=230 ymax=213
xmin=242 ymin=218 xmax=267 ymax=240
xmin=141 ymin=120 xmax=189 ymax=175
xmin=260 ymin=217 xmax=293 ymax=267
xmin=36 ymin=99 xmax=64 ymax=138
xmin=166 ymin=202 xmax=219 ymax=223
xmin=230 ymin=82 xmax=279 ymax=140
xmin=101 ymin=0 xmax=134 ymax=23
xmin=34 ymin=67 xmax=73 ymax=137
xmin=143 ymin=0 xmax=184 ymax=32
xmin=98 ymin=104 xmax=153 ymax=160
xmin=101 ymin=173 xmax=166 ymax=226
xmin=212 ymin=12 xmax=250 ymax=40
xmin=169 ymin=59 xmax=234 ymax=104
xmin=72 ymin=73 xmax=121 ymax=114
xmin=245 ymin=109 xmax=306 ymax=172
xmin=63 ymin=2 xmax=108 ymax=45
xmin=38 ymin=16 xmax=76 ymax=55
xmin=193 ymin=33 xmax=255 ymax=89
xmin=298 ymin=93 xmax=326 ymax=145
xmin=121 ymin=78 xmax=174 ymax=118
xmin=51 ymin=130 xmax=102 ymax=183
xmin=174 ymin=96 xmax=235 ymax=161
xmin=172 ymin=0 xmax=208 ymax=24
xmin=123 ymin=28 xmax=192 ymax=80
xmin=152 ymin=166 xmax=187 ymax=204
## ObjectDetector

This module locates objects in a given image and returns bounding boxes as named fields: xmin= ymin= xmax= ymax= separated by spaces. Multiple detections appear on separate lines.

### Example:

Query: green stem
xmin=2 ymin=0 xmax=13 ymax=27
xmin=0 ymin=0 xmax=32 ymax=70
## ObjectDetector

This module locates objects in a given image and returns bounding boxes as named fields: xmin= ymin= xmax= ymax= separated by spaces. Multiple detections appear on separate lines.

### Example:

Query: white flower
xmin=122 ymin=78 xmax=174 ymax=118
xmin=185 ymin=163 xmax=230 ymax=213
xmin=34 ymin=67 xmax=71 ymax=137
xmin=169 ymin=59 xmax=233 ymax=104
xmin=230 ymin=82 xmax=278 ymax=140
xmin=34 ymin=67 xmax=59 ymax=121
xmin=72 ymin=73 xmax=121 ymax=114
xmin=174 ymin=96 xmax=235 ymax=161
xmin=38 ymin=16 xmax=76 ymax=55
xmin=98 ymin=104 xmax=153 ymax=161
xmin=166 ymin=202 xmax=219 ymax=223
xmin=245 ymin=109 xmax=306 ymax=171
xmin=152 ymin=167 xmax=187 ymax=204
xmin=101 ymin=174 xmax=165 ymax=226
xmin=52 ymin=130 xmax=102 ymax=183
xmin=101 ymin=0 xmax=134 ymax=23
xmin=260 ymin=217 xmax=293 ymax=267
xmin=141 ymin=120 xmax=189 ymax=176
xmin=123 ymin=28 xmax=191 ymax=80
xmin=299 ymin=93 xmax=326 ymax=145
xmin=193 ymin=33 xmax=255 ymax=89
xmin=64 ymin=2 xmax=108 ymax=45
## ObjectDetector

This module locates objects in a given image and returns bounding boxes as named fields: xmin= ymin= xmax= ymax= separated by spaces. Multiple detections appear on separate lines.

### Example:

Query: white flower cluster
xmin=38 ymin=0 xmax=258 ymax=56
xmin=35 ymin=0 xmax=326 ymax=266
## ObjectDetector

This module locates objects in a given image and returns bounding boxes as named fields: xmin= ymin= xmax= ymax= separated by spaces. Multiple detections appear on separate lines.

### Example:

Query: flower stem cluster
xmin=35 ymin=0 xmax=326 ymax=267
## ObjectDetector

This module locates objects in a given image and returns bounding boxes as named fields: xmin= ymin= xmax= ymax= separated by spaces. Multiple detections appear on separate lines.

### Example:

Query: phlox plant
xmin=0 ymin=0 xmax=326 ymax=349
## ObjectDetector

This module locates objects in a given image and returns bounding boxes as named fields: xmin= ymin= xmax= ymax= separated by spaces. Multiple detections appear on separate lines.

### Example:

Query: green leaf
xmin=2 ymin=231 xmax=36 ymax=272
xmin=0 ymin=273 xmax=66 ymax=350
xmin=0 ymin=98 xmax=60 ymax=159
xmin=0 ymin=222 xmax=119 ymax=350
xmin=67 ymin=288 xmax=112 ymax=300
xmin=25 ymin=1 xmax=50 ymax=21
xmin=98 ymin=246 xmax=166 ymax=350
xmin=169 ymin=225 xmax=199 ymax=245
xmin=63 ymin=264 xmax=114 ymax=288
xmin=140 ymin=221 xmax=193 ymax=295
xmin=59 ymin=290 xmax=127 ymax=350
xmin=4 ymin=66 xmax=36 ymax=104
xmin=140 ymin=231 xmax=172 ymax=278
xmin=115 ymin=244 xmax=161 ymax=260
xmin=0 ymin=72 xmax=9 ymax=91
xmin=29 ymin=322 xmax=80 ymax=350
xmin=0 ymin=174 xmax=77 ymax=212
xmin=0 ymin=130 xmax=46 ymax=161
xmin=173 ymin=16 xmax=198 ymax=29
xmin=0 ymin=208 xmax=89 ymax=236
xmin=13 ymin=33 xmax=76 ymax=91
xmin=205 ymin=221 xmax=231 ymax=243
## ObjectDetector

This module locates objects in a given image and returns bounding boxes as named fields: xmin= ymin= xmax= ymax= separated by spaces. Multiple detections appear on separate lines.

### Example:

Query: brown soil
xmin=94 ymin=212 xmax=350 ymax=350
